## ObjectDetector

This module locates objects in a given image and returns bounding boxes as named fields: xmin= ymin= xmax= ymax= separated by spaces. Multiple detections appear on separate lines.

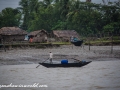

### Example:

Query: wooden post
xmin=88 ymin=36 xmax=91 ymax=51
xmin=1 ymin=38 xmax=6 ymax=52
xmin=72 ymin=44 xmax=73 ymax=49
xmin=111 ymin=34 xmax=113 ymax=54
xmin=89 ymin=39 xmax=90 ymax=51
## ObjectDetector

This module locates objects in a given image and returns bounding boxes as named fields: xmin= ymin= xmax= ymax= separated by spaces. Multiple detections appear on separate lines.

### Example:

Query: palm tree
xmin=19 ymin=0 xmax=39 ymax=30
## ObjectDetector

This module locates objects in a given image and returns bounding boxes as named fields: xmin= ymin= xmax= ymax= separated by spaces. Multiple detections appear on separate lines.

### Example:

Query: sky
xmin=0 ymin=0 xmax=119 ymax=12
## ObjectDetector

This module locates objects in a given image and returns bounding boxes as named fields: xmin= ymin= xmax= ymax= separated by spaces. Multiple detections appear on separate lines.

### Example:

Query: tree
xmin=19 ymin=0 xmax=39 ymax=30
xmin=16 ymin=0 xmax=120 ymax=36
xmin=0 ymin=8 xmax=21 ymax=28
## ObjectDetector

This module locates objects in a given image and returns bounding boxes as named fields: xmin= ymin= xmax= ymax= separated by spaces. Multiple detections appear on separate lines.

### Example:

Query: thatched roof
xmin=53 ymin=30 xmax=80 ymax=39
xmin=0 ymin=27 xmax=27 ymax=35
xmin=28 ymin=30 xmax=47 ymax=36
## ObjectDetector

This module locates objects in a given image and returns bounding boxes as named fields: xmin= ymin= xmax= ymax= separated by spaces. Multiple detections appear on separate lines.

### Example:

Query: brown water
xmin=0 ymin=60 xmax=120 ymax=90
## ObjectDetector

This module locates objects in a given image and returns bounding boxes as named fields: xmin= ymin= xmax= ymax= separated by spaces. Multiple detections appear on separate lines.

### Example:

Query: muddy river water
xmin=0 ymin=59 xmax=120 ymax=90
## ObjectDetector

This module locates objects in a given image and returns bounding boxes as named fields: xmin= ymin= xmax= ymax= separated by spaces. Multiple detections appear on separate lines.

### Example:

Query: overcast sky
xmin=0 ymin=0 xmax=118 ymax=12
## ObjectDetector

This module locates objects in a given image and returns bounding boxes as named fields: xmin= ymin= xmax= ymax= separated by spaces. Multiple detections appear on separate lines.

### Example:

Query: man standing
xmin=49 ymin=52 xmax=53 ymax=63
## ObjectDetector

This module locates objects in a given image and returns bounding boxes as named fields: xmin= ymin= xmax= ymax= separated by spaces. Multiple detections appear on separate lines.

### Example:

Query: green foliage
xmin=52 ymin=20 xmax=67 ymax=30
xmin=103 ymin=24 xmax=114 ymax=32
xmin=0 ymin=0 xmax=120 ymax=36
xmin=0 ymin=8 xmax=21 ymax=28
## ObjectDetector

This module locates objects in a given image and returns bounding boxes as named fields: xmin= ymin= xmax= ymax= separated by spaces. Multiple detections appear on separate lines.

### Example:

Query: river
xmin=0 ymin=59 xmax=120 ymax=90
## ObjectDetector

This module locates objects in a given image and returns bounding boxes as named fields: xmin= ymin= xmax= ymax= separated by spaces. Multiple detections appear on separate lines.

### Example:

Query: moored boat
xmin=71 ymin=40 xmax=83 ymax=46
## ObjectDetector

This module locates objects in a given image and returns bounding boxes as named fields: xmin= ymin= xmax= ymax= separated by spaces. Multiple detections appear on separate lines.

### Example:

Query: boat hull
xmin=39 ymin=61 xmax=92 ymax=68
xmin=71 ymin=40 xmax=83 ymax=46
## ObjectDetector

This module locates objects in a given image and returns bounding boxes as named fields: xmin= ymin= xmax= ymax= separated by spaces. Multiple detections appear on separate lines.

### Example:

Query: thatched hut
xmin=28 ymin=30 xmax=48 ymax=43
xmin=53 ymin=30 xmax=80 ymax=42
xmin=0 ymin=27 xmax=27 ymax=43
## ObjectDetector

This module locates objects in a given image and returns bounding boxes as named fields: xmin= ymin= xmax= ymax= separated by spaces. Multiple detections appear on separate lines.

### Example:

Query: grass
xmin=2 ymin=42 xmax=72 ymax=49
xmin=84 ymin=38 xmax=120 ymax=45
xmin=52 ymin=42 xmax=71 ymax=45
xmin=40 ymin=42 xmax=71 ymax=45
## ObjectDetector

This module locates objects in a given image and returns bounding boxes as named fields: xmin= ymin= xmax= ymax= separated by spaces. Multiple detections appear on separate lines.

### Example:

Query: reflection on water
xmin=0 ymin=60 xmax=120 ymax=90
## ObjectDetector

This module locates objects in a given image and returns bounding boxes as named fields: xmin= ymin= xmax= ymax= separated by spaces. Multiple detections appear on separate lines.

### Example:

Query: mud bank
xmin=0 ymin=45 xmax=120 ymax=66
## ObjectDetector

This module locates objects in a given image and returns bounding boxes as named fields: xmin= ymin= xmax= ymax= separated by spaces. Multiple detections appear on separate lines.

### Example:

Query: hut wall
xmin=32 ymin=34 xmax=47 ymax=43
xmin=62 ymin=37 xmax=70 ymax=42
xmin=54 ymin=35 xmax=70 ymax=42
xmin=2 ymin=35 xmax=25 ymax=42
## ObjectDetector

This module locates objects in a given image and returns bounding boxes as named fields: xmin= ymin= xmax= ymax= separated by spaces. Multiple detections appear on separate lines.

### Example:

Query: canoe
xmin=39 ymin=61 xmax=92 ymax=68
xmin=71 ymin=40 xmax=83 ymax=46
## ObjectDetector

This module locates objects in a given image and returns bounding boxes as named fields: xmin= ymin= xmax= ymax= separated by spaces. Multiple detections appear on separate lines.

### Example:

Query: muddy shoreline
xmin=0 ymin=45 xmax=120 ymax=66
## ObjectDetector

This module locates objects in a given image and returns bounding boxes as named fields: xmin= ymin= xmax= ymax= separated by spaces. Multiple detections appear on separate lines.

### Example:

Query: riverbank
xmin=0 ymin=45 xmax=120 ymax=66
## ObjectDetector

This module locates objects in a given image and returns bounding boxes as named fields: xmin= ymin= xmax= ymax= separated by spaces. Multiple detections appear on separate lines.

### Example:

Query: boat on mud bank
xmin=71 ymin=40 xmax=83 ymax=46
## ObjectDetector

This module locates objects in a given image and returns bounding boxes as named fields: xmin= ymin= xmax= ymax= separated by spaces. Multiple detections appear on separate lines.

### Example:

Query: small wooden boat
xmin=71 ymin=40 xmax=83 ymax=46
xmin=39 ymin=60 xmax=92 ymax=68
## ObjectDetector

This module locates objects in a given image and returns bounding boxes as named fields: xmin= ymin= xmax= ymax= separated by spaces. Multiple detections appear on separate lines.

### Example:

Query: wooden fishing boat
xmin=39 ymin=60 xmax=92 ymax=68
xmin=71 ymin=40 xmax=83 ymax=46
